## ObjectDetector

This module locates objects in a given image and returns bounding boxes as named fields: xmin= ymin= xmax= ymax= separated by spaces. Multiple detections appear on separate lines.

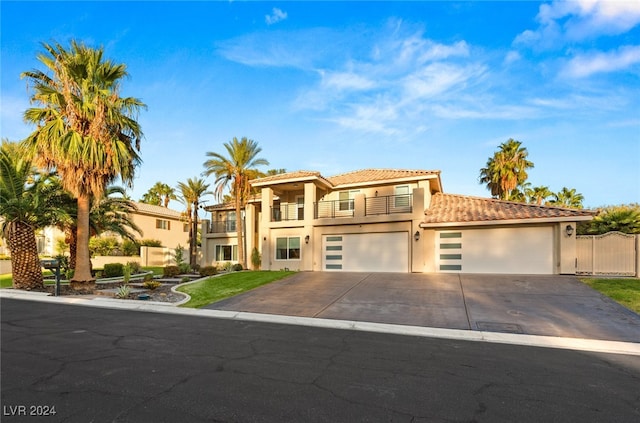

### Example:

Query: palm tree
xmin=479 ymin=139 xmax=534 ymax=200
xmin=0 ymin=141 xmax=60 ymax=290
xmin=584 ymin=204 xmax=640 ymax=235
xmin=176 ymin=178 xmax=211 ymax=268
xmin=529 ymin=185 xmax=553 ymax=206
xmin=141 ymin=182 xmax=176 ymax=207
xmin=203 ymin=137 xmax=269 ymax=268
xmin=21 ymin=40 xmax=145 ymax=290
xmin=548 ymin=187 xmax=584 ymax=209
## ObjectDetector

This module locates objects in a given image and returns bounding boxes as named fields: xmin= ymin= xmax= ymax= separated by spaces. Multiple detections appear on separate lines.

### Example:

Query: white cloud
xmin=265 ymin=8 xmax=287 ymax=25
xmin=562 ymin=45 xmax=640 ymax=77
xmin=515 ymin=0 xmax=640 ymax=48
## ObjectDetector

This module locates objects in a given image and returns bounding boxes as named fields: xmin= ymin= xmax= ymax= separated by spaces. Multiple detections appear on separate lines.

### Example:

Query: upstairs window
xmin=156 ymin=219 xmax=170 ymax=230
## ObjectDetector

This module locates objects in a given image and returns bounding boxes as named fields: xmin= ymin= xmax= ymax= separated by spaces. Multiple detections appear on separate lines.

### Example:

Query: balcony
xmin=315 ymin=194 xmax=412 ymax=219
xmin=208 ymin=220 xmax=236 ymax=233
xmin=271 ymin=204 xmax=304 ymax=222
xmin=365 ymin=194 xmax=412 ymax=215
xmin=315 ymin=199 xmax=355 ymax=219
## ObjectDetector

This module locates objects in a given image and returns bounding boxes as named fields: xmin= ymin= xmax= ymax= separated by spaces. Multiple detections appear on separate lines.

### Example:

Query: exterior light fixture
xmin=414 ymin=231 xmax=420 ymax=241
xmin=565 ymin=224 xmax=574 ymax=237
xmin=305 ymin=235 xmax=310 ymax=244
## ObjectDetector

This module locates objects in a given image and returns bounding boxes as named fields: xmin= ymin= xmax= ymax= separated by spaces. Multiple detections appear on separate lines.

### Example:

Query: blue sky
xmin=2 ymin=1 xmax=639 ymax=209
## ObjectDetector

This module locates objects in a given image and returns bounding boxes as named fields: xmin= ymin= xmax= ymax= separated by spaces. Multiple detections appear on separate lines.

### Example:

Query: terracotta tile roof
xmin=251 ymin=168 xmax=440 ymax=188
xmin=131 ymin=201 xmax=184 ymax=219
xmin=328 ymin=169 xmax=440 ymax=187
xmin=422 ymin=193 xmax=594 ymax=225
xmin=250 ymin=170 xmax=324 ymax=185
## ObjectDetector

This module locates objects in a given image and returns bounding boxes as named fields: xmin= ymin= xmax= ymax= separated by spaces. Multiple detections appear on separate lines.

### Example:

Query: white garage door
xmin=323 ymin=232 xmax=409 ymax=272
xmin=437 ymin=227 xmax=554 ymax=274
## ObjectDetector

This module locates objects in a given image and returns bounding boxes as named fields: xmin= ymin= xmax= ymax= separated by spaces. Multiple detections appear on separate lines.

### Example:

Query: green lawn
xmin=177 ymin=270 xmax=295 ymax=308
xmin=580 ymin=278 xmax=640 ymax=314
xmin=0 ymin=274 xmax=12 ymax=289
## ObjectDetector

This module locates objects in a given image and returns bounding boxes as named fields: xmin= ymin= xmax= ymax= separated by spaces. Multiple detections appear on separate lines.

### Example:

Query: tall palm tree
xmin=0 ymin=141 xmax=60 ymax=290
xmin=549 ymin=187 xmax=584 ymax=209
xmin=203 ymin=137 xmax=269 ymax=268
xmin=529 ymin=185 xmax=553 ymax=206
xmin=141 ymin=181 xmax=176 ymax=207
xmin=21 ymin=40 xmax=145 ymax=290
xmin=479 ymin=139 xmax=534 ymax=200
xmin=177 ymin=178 xmax=212 ymax=268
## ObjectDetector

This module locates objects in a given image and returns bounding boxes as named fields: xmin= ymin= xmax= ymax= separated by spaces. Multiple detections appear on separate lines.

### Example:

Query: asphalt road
xmin=2 ymin=298 xmax=639 ymax=422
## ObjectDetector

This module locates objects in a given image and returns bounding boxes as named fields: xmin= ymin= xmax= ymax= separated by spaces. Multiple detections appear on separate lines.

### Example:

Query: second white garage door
xmin=323 ymin=232 xmax=409 ymax=272
xmin=437 ymin=226 xmax=554 ymax=274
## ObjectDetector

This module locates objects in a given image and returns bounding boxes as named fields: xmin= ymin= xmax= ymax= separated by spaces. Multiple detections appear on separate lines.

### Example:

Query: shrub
xmin=89 ymin=237 xmax=119 ymax=256
xmin=232 ymin=263 xmax=243 ymax=272
xmin=121 ymin=240 xmax=139 ymax=256
xmin=127 ymin=261 xmax=141 ymax=274
xmin=163 ymin=265 xmax=180 ymax=278
xmin=143 ymin=273 xmax=154 ymax=282
xmin=104 ymin=263 xmax=124 ymax=278
xmin=251 ymin=247 xmax=261 ymax=270
xmin=178 ymin=263 xmax=191 ymax=274
xmin=139 ymin=239 xmax=163 ymax=247
xmin=123 ymin=264 xmax=131 ymax=284
xmin=181 ymin=276 xmax=191 ymax=283
xmin=199 ymin=266 xmax=218 ymax=277
xmin=143 ymin=280 xmax=162 ymax=290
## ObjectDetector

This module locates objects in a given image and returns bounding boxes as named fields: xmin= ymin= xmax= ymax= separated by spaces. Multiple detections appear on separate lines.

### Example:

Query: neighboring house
xmin=40 ymin=201 xmax=189 ymax=256
xmin=201 ymin=169 xmax=593 ymax=275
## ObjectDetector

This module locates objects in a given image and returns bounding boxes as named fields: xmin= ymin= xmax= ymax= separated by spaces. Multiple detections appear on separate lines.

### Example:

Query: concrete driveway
xmin=206 ymin=272 xmax=640 ymax=343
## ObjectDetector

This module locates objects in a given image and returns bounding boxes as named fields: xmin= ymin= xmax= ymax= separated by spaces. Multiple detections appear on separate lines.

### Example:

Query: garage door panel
xmin=438 ymin=227 xmax=554 ymax=274
xmin=324 ymin=232 xmax=408 ymax=272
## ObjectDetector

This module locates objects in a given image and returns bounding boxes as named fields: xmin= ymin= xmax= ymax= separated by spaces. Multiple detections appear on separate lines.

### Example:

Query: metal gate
xmin=576 ymin=232 xmax=637 ymax=276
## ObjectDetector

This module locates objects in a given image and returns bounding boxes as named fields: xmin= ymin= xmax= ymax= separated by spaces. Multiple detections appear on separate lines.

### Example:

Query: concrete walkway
xmin=206 ymin=272 xmax=640 ymax=343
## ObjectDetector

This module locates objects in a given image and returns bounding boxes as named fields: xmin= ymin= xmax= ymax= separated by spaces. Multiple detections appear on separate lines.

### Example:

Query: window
xmin=339 ymin=190 xmax=359 ymax=211
xmin=183 ymin=223 xmax=189 ymax=232
xmin=156 ymin=219 xmax=170 ymax=230
xmin=276 ymin=237 xmax=301 ymax=260
xmin=394 ymin=185 xmax=410 ymax=208
xmin=215 ymin=245 xmax=237 ymax=261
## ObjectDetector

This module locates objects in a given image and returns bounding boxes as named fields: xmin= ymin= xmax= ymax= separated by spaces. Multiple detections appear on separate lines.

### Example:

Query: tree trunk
xmin=71 ymin=194 xmax=95 ymax=291
xmin=65 ymin=226 xmax=77 ymax=270
xmin=7 ymin=221 xmax=44 ymax=290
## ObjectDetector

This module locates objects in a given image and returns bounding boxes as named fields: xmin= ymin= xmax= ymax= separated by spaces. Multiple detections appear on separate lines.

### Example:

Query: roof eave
xmin=419 ymin=215 xmax=594 ymax=228
xmin=334 ymin=174 xmax=440 ymax=190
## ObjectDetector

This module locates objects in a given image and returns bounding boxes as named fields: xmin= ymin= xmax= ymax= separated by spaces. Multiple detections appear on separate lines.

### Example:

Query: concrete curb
xmin=2 ymin=289 xmax=639 ymax=356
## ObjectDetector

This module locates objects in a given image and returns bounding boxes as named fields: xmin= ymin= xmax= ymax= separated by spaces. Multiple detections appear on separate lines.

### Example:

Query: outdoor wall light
xmin=305 ymin=235 xmax=310 ymax=244
xmin=565 ymin=224 xmax=574 ymax=237
xmin=414 ymin=231 xmax=421 ymax=241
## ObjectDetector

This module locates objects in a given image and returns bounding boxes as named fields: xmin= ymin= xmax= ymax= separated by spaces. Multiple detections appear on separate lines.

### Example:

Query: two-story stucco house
xmin=201 ymin=169 xmax=593 ymax=275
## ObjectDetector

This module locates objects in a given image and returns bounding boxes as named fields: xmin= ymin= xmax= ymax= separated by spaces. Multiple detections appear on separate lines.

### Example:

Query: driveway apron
xmin=206 ymin=272 xmax=640 ymax=342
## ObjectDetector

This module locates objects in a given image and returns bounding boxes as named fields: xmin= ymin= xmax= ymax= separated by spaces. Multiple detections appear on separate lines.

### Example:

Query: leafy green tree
xmin=548 ymin=187 xmax=584 ymax=209
xmin=203 ymin=137 xmax=269 ymax=268
xmin=176 ymin=177 xmax=211 ymax=268
xmin=479 ymin=139 xmax=534 ymax=200
xmin=581 ymin=204 xmax=640 ymax=235
xmin=0 ymin=141 xmax=60 ymax=289
xmin=21 ymin=40 xmax=145 ymax=290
